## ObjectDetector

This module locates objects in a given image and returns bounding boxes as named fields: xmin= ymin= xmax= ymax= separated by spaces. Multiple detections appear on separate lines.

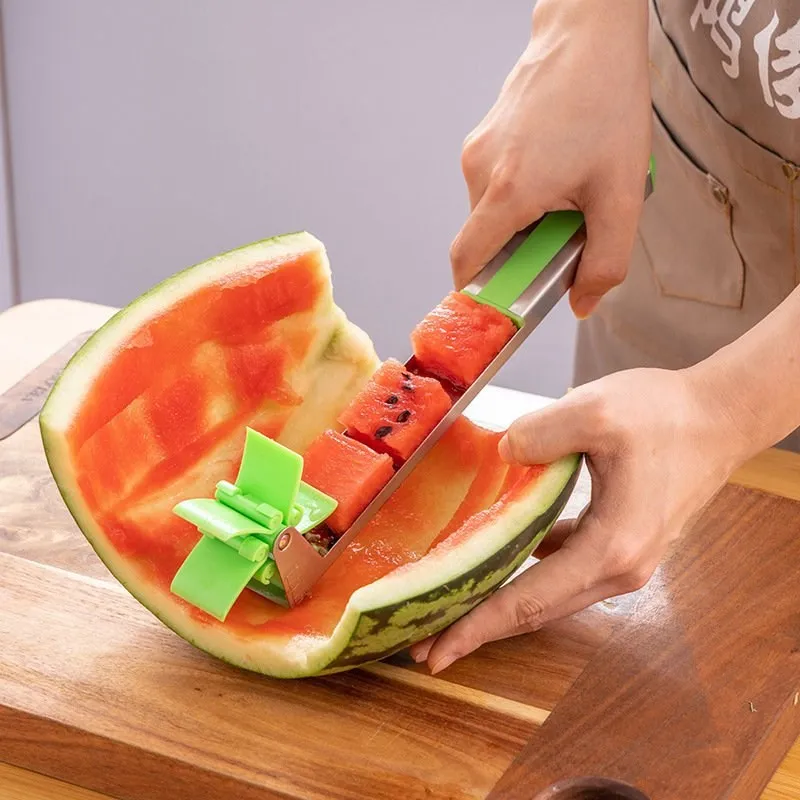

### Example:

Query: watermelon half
xmin=40 ymin=232 xmax=580 ymax=678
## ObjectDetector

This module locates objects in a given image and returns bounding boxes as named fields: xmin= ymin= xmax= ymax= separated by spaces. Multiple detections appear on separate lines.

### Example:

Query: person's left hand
xmin=409 ymin=366 xmax=755 ymax=674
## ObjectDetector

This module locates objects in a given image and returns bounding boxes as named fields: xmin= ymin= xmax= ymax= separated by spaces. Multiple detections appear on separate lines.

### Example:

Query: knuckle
xmin=604 ymin=541 xmax=640 ymax=578
xmin=580 ymin=387 xmax=616 ymax=432
xmin=460 ymin=133 xmax=484 ymax=176
xmin=603 ymin=543 xmax=652 ymax=592
xmin=581 ymin=261 xmax=628 ymax=292
xmin=507 ymin=421 xmax=536 ymax=463
xmin=486 ymin=163 xmax=520 ymax=205
xmin=449 ymin=236 xmax=464 ymax=268
xmin=512 ymin=592 xmax=548 ymax=631
xmin=617 ymin=564 xmax=653 ymax=594
xmin=444 ymin=638 xmax=471 ymax=661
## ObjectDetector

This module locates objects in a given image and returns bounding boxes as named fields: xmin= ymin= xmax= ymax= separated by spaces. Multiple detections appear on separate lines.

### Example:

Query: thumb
xmin=499 ymin=392 xmax=596 ymax=465
xmin=570 ymin=188 xmax=642 ymax=319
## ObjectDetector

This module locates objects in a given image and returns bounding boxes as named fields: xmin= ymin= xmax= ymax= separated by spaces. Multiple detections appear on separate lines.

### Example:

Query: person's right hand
xmin=451 ymin=0 xmax=652 ymax=319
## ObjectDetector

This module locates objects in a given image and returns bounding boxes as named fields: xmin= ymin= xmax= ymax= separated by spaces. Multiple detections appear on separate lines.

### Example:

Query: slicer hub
xmin=169 ymin=428 xmax=337 ymax=621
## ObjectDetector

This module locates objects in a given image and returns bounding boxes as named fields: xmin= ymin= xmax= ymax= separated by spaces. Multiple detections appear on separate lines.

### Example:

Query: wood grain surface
xmin=490 ymin=484 xmax=800 ymax=800
xmin=0 ymin=549 xmax=590 ymax=800
xmin=1 ymin=300 xmax=799 ymax=800
xmin=0 ymin=764 xmax=110 ymax=800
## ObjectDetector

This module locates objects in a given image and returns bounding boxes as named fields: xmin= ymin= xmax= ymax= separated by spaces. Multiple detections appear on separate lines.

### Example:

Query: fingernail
xmin=573 ymin=294 xmax=602 ymax=320
xmin=430 ymin=655 xmax=456 ymax=675
xmin=498 ymin=435 xmax=512 ymax=463
xmin=410 ymin=636 xmax=437 ymax=663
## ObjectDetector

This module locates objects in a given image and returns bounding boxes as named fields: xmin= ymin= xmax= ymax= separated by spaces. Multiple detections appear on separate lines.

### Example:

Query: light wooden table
xmin=0 ymin=299 xmax=798 ymax=800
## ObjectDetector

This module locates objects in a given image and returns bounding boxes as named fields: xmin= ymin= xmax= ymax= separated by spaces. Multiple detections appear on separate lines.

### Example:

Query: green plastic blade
xmin=174 ymin=498 xmax=274 ymax=545
xmin=236 ymin=427 xmax=303 ymax=521
xmin=294 ymin=482 xmax=338 ymax=534
xmin=467 ymin=210 xmax=584 ymax=314
xmin=248 ymin=578 xmax=290 ymax=608
xmin=170 ymin=536 xmax=268 ymax=621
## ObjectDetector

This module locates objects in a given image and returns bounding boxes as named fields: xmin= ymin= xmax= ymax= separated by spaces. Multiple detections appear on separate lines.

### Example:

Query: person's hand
xmin=451 ymin=0 xmax=652 ymax=319
xmin=409 ymin=367 xmax=752 ymax=674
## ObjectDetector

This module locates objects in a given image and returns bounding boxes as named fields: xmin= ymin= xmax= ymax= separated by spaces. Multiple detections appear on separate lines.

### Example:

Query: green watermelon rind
xmin=58 ymin=451 xmax=578 ymax=680
xmin=320 ymin=457 xmax=580 ymax=674
xmin=40 ymin=230 xmax=582 ymax=679
xmin=107 ymin=452 xmax=580 ymax=679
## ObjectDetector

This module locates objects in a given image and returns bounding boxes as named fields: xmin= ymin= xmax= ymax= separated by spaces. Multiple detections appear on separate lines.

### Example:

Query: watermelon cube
xmin=410 ymin=292 xmax=517 ymax=389
xmin=338 ymin=358 xmax=452 ymax=463
xmin=302 ymin=430 xmax=395 ymax=535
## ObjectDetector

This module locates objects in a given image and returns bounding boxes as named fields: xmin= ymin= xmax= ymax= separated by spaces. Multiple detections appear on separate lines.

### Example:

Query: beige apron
xmin=574 ymin=0 xmax=800 ymax=451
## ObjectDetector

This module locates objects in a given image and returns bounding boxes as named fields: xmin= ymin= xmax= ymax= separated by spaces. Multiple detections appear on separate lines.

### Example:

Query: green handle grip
xmin=467 ymin=210 xmax=585 ymax=315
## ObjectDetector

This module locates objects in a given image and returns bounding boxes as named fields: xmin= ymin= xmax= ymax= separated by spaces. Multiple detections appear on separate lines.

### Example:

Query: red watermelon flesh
xmin=338 ymin=358 xmax=452 ymax=463
xmin=410 ymin=292 xmax=517 ymax=389
xmin=302 ymin=430 xmax=395 ymax=534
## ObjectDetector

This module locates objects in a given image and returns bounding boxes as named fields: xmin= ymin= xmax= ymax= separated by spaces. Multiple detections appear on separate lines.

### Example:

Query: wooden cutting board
xmin=1 ymin=306 xmax=799 ymax=800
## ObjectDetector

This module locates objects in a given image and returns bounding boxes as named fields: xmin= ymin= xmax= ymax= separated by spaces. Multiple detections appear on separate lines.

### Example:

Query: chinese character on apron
xmin=574 ymin=0 xmax=800 ymax=450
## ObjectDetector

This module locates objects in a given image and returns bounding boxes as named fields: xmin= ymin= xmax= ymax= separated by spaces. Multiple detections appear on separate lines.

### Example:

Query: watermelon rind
xmin=40 ymin=231 xmax=581 ymax=679
xmin=151 ymin=454 xmax=579 ymax=678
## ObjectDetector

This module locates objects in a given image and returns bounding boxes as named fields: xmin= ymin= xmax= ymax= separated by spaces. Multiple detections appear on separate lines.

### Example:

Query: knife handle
xmin=462 ymin=156 xmax=656 ymax=326
xmin=462 ymin=211 xmax=586 ymax=326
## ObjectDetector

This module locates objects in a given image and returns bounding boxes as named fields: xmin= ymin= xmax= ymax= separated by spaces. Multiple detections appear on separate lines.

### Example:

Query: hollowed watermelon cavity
xmin=411 ymin=291 xmax=517 ymax=389
xmin=338 ymin=358 xmax=452 ymax=463
xmin=41 ymin=231 xmax=580 ymax=678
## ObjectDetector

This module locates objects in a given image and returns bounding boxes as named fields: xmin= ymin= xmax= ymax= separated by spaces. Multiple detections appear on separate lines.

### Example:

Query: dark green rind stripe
xmin=320 ymin=462 xmax=581 ymax=673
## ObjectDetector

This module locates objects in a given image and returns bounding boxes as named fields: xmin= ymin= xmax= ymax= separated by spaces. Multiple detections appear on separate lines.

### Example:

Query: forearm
xmin=532 ymin=0 xmax=649 ymax=50
xmin=687 ymin=285 xmax=800 ymax=462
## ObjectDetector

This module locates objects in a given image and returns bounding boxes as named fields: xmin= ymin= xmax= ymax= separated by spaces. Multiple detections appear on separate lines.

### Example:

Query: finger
xmin=532 ymin=511 xmax=586 ymax=559
xmin=460 ymin=130 xmax=491 ymax=211
xmin=411 ymin=521 xmax=577 ymax=664
xmin=570 ymin=187 xmax=642 ymax=319
xmin=450 ymin=189 xmax=540 ymax=290
xmin=415 ymin=516 xmax=582 ymax=666
xmin=533 ymin=519 xmax=575 ymax=559
xmin=510 ymin=577 xmax=624 ymax=629
xmin=498 ymin=392 xmax=598 ymax=465
xmin=409 ymin=634 xmax=439 ymax=664
xmin=413 ymin=518 xmax=579 ymax=664
xmin=464 ymin=159 xmax=488 ymax=212
xmin=425 ymin=539 xmax=603 ymax=674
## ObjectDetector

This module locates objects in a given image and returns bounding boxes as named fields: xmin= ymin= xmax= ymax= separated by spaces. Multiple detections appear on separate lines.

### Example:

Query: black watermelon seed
xmin=396 ymin=410 xmax=411 ymax=423
xmin=402 ymin=381 xmax=414 ymax=391
xmin=375 ymin=425 xmax=393 ymax=439
xmin=402 ymin=372 xmax=412 ymax=379
xmin=385 ymin=395 xmax=399 ymax=405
